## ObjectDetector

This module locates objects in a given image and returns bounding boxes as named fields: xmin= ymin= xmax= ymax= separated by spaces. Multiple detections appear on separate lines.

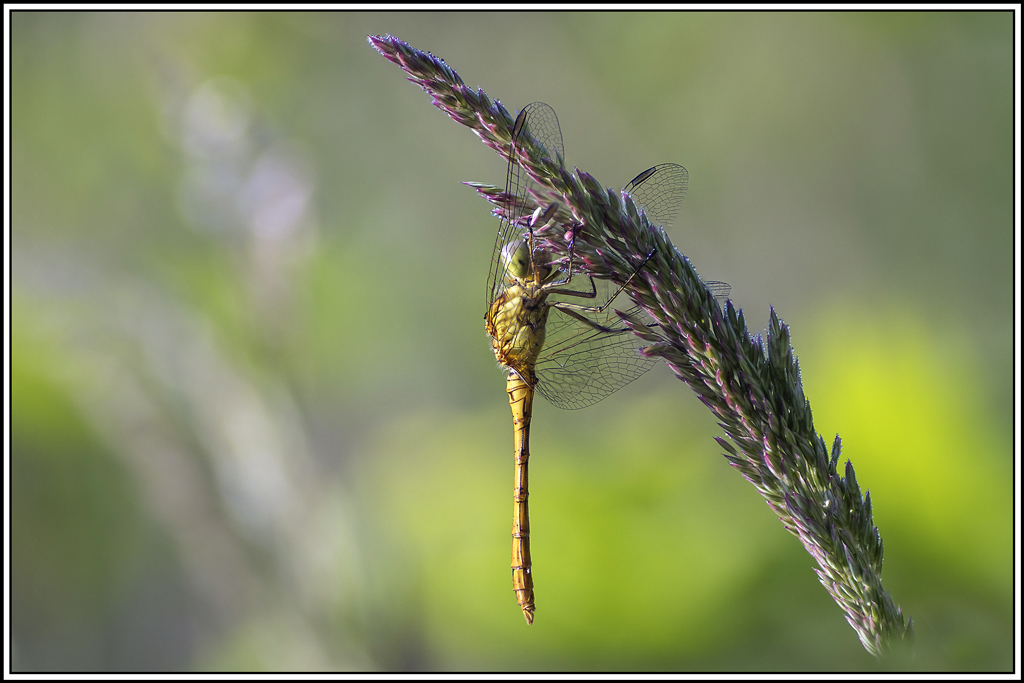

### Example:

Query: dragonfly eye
xmin=502 ymin=241 xmax=532 ymax=280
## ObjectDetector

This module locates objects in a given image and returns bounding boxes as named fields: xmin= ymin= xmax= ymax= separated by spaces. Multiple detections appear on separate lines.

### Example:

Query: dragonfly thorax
xmin=485 ymin=282 xmax=550 ymax=383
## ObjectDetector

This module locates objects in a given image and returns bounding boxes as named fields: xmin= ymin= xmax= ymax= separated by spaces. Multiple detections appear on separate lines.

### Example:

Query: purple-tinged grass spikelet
xmin=369 ymin=34 xmax=913 ymax=658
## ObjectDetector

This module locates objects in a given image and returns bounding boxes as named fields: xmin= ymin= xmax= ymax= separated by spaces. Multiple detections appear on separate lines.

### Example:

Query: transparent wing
xmin=623 ymin=163 xmax=688 ymax=229
xmin=535 ymin=300 xmax=657 ymax=410
xmin=538 ymin=277 xmax=731 ymax=411
xmin=707 ymin=280 xmax=731 ymax=310
xmin=626 ymin=164 xmax=733 ymax=313
xmin=485 ymin=102 xmax=564 ymax=307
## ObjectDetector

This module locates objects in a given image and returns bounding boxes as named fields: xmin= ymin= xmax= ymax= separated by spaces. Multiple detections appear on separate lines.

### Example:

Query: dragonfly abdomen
xmin=507 ymin=371 xmax=535 ymax=624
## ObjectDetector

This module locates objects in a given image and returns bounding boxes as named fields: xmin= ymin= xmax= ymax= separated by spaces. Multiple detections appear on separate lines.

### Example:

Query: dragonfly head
xmin=502 ymin=240 xmax=532 ymax=280
xmin=502 ymin=240 xmax=555 ymax=283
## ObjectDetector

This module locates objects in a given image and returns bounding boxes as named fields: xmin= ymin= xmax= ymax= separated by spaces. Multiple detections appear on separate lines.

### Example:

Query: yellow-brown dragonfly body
xmin=485 ymin=218 xmax=566 ymax=624
xmin=485 ymin=251 xmax=547 ymax=623
xmin=485 ymin=102 xmax=729 ymax=624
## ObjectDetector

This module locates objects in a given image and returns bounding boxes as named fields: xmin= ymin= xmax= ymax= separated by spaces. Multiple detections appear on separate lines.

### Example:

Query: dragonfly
xmin=484 ymin=102 xmax=730 ymax=625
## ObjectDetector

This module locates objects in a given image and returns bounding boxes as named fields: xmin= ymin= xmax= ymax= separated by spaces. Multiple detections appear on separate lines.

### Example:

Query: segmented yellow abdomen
xmin=507 ymin=371 xmax=535 ymax=624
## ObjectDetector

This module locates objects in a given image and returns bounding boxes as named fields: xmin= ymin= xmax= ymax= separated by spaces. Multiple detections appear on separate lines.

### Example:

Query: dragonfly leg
xmin=542 ymin=219 xmax=584 ymax=288
xmin=546 ymin=270 xmax=599 ymax=300
xmin=549 ymin=301 xmax=631 ymax=335
xmin=524 ymin=203 xmax=560 ymax=285
xmin=547 ymin=248 xmax=657 ymax=314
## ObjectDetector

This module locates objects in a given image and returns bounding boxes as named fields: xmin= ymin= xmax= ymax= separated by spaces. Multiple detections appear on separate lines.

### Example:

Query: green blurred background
xmin=10 ymin=11 xmax=1014 ymax=672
